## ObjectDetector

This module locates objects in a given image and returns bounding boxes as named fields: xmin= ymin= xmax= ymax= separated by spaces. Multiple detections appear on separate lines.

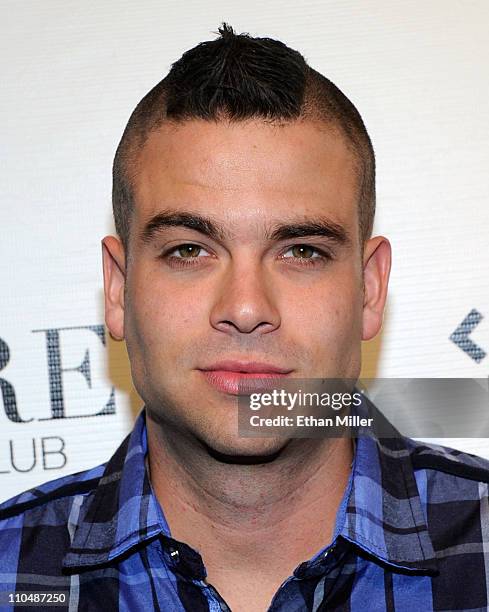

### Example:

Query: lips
xmin=198 ymin=360 xmax=293 ymax=395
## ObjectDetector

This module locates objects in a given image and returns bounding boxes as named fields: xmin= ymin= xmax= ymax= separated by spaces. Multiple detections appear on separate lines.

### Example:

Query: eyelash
xmin=160 ymin=243 xmax=333 ymax=268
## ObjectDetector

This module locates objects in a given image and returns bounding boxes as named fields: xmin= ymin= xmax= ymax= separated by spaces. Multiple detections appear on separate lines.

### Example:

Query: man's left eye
xmin=282 ymin=245 xmax=325 ymax=259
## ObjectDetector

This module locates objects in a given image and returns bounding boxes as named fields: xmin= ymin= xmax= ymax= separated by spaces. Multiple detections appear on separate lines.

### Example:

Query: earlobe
xmin=101 ymin=235 xmax=126 ymax=341
xmin=361 ymin=236 xmax=392 ymax=341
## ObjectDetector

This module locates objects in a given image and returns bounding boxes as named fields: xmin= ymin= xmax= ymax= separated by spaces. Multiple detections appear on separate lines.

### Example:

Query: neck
xmin=146 ymin=413 xmax=353 ymax=576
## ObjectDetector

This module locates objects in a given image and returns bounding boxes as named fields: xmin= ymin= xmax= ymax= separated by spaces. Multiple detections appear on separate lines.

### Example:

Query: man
xmin=1 ymin=22 xmax=489 ymax=612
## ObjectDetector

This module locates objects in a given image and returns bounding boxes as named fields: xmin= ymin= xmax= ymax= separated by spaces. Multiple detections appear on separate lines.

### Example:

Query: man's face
xmin=103 ymin=118 xmax=389 ymax=457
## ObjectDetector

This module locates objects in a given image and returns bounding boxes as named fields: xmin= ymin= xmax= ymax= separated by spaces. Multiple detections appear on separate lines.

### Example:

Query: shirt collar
xmin=62 ymin=409 xmax=169 ymax=570
xmin=334 ymin=394 xmax=439 ymax=574
xmin=63 ymin=398 xmax=439 ymax=574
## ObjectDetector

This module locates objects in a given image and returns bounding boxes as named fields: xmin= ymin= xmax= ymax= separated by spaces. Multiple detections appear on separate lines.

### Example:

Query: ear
xmin=362 ymin=236 xmax=392 ymax=341
xmin=101 ymin=235 xmax=126 ymax=341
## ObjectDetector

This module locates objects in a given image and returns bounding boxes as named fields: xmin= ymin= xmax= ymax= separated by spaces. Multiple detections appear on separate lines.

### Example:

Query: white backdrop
xmin=1 ymin=0 xmax=488 ymax=501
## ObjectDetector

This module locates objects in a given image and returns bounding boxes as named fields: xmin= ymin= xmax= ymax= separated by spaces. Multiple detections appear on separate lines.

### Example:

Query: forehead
xmin=131 ymin=118 xmax=360 ymax=239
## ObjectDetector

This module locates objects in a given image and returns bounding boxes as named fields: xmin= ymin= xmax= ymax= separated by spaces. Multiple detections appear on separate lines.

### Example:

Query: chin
xmin=198 ymin=433 xmax=290 ymax=465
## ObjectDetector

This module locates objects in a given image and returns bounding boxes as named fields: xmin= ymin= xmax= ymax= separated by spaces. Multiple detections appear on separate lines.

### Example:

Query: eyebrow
xmin=267 ymin=220 xmax=350 ymax=245
xmin=140 ymin=211 xmax=227 ymax=244
xmin=139 ymin=209 xmax=351 ymax=247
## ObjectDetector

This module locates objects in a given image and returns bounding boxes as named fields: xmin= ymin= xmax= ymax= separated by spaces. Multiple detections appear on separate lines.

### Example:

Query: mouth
xmin=198 ymin=360 xmax=294 ymax=395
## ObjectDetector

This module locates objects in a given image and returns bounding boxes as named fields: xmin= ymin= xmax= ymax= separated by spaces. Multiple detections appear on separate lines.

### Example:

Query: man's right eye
xmin=161 ymin=243 xmax=212 ymax=268
xmin=170 ymin=244 xmax=204 ymax=258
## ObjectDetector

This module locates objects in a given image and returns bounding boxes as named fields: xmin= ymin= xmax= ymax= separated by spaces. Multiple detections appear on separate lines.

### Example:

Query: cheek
xmin=125 ymin=268 xmax=209 ymax=358
xmin=288 ymin=280 xmax=363 ymax=378
xmin=284 ymin=272 xmax=363 ymax=344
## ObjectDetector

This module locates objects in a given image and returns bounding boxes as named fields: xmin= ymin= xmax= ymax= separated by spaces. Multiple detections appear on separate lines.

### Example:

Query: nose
xmin=209 ymin=259 xmax=281 ymax=335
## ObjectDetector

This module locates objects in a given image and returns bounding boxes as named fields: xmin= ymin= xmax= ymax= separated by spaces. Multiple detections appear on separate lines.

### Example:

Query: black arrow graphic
xmin=449 ymin=309 xmax=486 ymax=363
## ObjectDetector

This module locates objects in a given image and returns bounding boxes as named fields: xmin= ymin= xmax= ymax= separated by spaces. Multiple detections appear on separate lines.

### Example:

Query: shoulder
xmin=0 ymin=464 xmax=107 ymax=582
xmin=405 ymin=436 xmax=489 ymax=484
xmin=0 ymin=463 xmax=106 ymax=544
xmin=405 ymin=437 xmax=489 ymax=553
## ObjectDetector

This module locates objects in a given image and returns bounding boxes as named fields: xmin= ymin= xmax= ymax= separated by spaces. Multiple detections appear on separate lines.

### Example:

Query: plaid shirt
xmin=1 ymin=396 xmax=489 ymax=611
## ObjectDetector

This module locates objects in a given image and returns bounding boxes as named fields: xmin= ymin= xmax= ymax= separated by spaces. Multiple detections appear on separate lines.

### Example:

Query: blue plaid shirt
xmin=1 ymin=396 xmax=489 ymax=611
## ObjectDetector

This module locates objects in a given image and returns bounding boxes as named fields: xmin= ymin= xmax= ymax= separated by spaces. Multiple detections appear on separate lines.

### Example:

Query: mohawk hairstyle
xmin=113 ymin=23 xmax=375 ymax=256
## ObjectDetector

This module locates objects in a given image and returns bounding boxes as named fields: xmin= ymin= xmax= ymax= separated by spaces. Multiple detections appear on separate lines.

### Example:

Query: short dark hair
xmin=112 ymin=23 xmax=375 ymax=258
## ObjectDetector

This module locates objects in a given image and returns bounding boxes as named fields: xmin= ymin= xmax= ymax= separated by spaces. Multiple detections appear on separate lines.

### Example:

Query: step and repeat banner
xmin=1 ymin=1 xmax=488 ymax=501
